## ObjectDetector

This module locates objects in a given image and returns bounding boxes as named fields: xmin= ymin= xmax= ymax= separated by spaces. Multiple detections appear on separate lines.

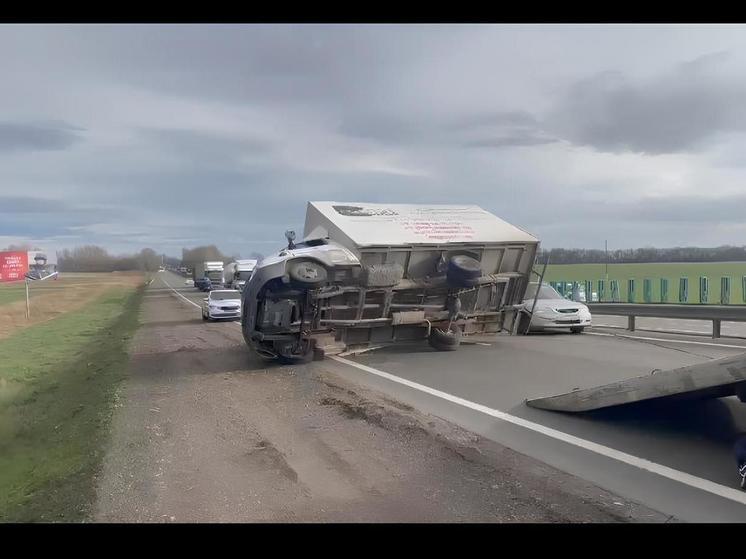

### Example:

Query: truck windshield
xmin=210 ymin=291 xmax=239 ymax=300
xmin=237 ymin=271 xmax=253 ymax=280
xmin=524 ymin=283 xmax=562 ymax=301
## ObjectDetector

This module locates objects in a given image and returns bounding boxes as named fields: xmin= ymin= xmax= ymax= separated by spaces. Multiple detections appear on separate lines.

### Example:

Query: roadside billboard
xmin=0 ymin=251 xmax=29 ymax=283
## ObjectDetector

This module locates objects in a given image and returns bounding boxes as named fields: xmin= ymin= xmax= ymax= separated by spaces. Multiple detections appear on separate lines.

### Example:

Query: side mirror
xmin=285 ymin=229 xmax=296 ymax=250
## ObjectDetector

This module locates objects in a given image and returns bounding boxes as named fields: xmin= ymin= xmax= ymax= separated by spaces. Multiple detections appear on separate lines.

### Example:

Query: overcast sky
xmin=2 ymin=24 xmax=746 ymax=257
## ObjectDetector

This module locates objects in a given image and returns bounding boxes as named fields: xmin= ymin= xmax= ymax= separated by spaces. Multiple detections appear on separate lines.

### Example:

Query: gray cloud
xmin=0 ymin=196 xmax=68 ymax=213
xmin=611 ymin=193 xmax=746 ymax=224
xmin=0 ymin=121 xmax=84 ymax=152
xmin=2 ymin=26 xmax=746 ymax=255
xmin=339 ymin=110 xmax=558 ymax=150
xmin=138 ymin=128 xmax=274 ymax=167
xmin=544 ymin=52 xmax=746 ymax=154
xmin=463 ymin=133 xmax=558 ymax=149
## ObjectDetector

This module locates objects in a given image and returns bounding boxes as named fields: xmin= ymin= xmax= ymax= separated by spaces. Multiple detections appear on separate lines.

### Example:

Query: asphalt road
xmin=94 ymin=272 xmax=663 ymax=522
xmin=109 ymin=272 xmax=746 ymax=522
xmin=321 ymin=323 xmax=746 ymax=522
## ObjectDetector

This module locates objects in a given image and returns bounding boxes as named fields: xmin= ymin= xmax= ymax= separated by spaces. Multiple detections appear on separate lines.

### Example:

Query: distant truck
xmin=192 ymin=261 xmax=224 ymax=287
xmin=241 ymin=202 xmax=539 ymax=363
xmin=223 ymin=259 xmax=258 ymax=290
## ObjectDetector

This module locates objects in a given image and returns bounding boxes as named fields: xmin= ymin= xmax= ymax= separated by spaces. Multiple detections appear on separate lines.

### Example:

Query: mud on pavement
xmin=94 ymin=279 xmax=672 ymax=522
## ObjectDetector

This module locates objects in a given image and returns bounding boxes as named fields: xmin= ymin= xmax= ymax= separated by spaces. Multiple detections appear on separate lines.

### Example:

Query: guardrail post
xmin=627 ymin=315 xmax=635 ymax=332
xmin=713 ymin=319 xmax=721 ymax=339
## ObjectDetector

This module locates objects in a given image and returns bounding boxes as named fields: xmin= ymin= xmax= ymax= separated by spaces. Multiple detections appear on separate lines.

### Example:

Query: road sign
xmin=0 ymin=251 xmax=29 ymax=282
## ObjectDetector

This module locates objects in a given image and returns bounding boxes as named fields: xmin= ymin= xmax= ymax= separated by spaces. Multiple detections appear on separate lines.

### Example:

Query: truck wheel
xmin=446 ymin=255 xmax=482 ymax=288
xmin=448 ymin=255 xmax=481 ymax=278
xmin=287 ymin=260 xmax=327 ymax=289
xmin=570 ymin=327 xmax=584 ymax=334
xmin=428 ymin=326 xmax=462 ymax=351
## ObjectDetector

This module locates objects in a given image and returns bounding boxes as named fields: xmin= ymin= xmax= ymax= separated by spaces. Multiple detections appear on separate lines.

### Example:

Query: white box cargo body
xmin=303 ymin=201 xmax=539 ymax=283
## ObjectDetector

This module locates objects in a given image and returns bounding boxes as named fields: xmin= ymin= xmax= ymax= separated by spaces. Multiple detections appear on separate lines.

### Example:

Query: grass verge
xmin=0 ymin=283 xmax=145 ymax=521
xmin=0 ymin=283 xmax=26 ymax=307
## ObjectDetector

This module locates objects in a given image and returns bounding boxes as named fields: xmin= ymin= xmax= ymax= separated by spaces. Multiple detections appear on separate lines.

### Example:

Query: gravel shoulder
xmin=94 ymin=277 xmax=673 ymax=522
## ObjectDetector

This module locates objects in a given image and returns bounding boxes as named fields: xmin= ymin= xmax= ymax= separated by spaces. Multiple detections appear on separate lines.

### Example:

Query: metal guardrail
xmin=587 ymin=303 xmax=746 ymax=339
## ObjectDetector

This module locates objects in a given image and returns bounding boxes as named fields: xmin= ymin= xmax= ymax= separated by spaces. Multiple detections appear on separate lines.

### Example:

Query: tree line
xmin=537 ymin=246 xmax=746 ymax=265
xmin=56 ymin=246 xmax=164 ymax=272
xmin=49 ymin=244 xmax=266 ymax=273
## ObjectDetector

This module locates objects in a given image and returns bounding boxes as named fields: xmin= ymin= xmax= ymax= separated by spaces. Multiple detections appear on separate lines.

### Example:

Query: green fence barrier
xmin=699 ymin=276 xmax=709 ymax=304
xmin=743 ymin=276 xmax=746 ymax=303
xmin=610 ymin=280 xmax=620 ymax=302
xmin=721 ymin=277 xmax=731 ymax=305
xmin=643 ymin=278 xmax=652 ymax=303
xmin=679 ymin=277 xmax=688 ymax=303
xmin=544 ymin=273 xmax=739 ymax=305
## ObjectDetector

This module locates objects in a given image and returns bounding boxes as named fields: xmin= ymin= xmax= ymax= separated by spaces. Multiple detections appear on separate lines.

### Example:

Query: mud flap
xmin=526 ymin=353 xmax=746 ymax=412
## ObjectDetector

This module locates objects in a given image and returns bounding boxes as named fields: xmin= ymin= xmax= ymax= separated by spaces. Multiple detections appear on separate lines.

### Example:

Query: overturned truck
xmin=241 ymin=202 xmax=539 ymax=363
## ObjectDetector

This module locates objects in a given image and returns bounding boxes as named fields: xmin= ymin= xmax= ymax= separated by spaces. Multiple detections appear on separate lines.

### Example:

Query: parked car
xmin=202 ymin=290 xmax=242 ymax=321
xmin=521 ymin=282 xmax=592 ymax=333
xmin=194 ymin=277 xmax=212 ymax=291
xmin=184 ymin=278 xmax=194 ymax=287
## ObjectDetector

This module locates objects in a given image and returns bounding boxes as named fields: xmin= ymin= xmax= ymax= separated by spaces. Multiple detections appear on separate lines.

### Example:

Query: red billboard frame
xmin=0 ymin=251 xmax=29 ymax=283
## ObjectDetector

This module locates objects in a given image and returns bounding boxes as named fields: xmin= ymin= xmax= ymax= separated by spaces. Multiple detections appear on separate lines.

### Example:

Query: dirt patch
xmin=0 ymin=273 xmax=145 ymax=340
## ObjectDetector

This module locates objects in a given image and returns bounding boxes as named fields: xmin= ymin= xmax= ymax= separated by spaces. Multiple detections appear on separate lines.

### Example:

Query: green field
xmin=0 ymin=283 xmax=145 ymax=521
xmin=541 ymin=262 xmax=746 ymax=305
xmin=0 ymin=283 xmax=26 ymax=306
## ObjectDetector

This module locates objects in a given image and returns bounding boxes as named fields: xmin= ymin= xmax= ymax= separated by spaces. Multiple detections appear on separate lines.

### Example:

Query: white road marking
xmin=587 ymin=331 xmax=746 ymax=349
xmin=330 ymin=355 xmax=746 ymax=506
xmin=159 ymin=277 xmax=201 ymax=309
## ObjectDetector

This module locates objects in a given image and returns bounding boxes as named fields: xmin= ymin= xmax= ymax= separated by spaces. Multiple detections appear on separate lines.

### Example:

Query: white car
xmin=202 ymin=289 xmax=242 ymax=321
xmin=522 ymin=282 xmax=592 ymax=333
xmin=184 ymin=279 xmax=194 ymax=287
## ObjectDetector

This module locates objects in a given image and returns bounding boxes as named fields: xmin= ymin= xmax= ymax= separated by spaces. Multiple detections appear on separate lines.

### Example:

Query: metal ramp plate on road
xmin=526 ymin=353 xmax=746 ymax=412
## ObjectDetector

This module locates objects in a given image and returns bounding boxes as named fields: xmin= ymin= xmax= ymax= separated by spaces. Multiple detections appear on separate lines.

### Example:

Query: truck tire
xmin=428 ymin=326 xmax=462 ymax=351
xmin=287 ymin=260 xmax=327 ymax=289
xmin=448 ymin=255 xmax=482 ymax=279
xmin=446 ymin=255 xmax=482 ymax=288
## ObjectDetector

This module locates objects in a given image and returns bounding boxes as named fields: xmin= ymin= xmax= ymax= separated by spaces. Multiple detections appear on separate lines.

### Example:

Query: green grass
xmin=0 ymin=283 xmax=26 ymax=306
xmin=541 ymin=262 xmax=746 ymax=304
xmin=0 ymin=283 xmax=145 ymax=522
